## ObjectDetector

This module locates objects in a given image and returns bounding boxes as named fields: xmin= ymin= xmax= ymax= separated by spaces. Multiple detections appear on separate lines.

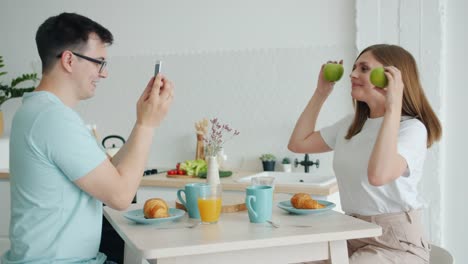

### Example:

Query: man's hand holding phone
xmin=136 ymin=60 xmax=173 ymax=128
xmin=154 ymin=60 xmax=162 ymax=77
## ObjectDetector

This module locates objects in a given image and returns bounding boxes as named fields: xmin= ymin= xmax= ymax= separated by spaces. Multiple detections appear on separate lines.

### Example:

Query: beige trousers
xmin=346 ymin=210 xmax=430 ymax=264
xmin=303 ymin=210 xmax=430 ymax=264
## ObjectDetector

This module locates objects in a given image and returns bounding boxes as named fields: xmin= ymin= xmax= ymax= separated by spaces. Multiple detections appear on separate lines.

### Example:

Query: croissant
xmin=290 ymin=193 xmax=325 ymax=209
xmin=143 ymin=198 xmax=170 ymax=219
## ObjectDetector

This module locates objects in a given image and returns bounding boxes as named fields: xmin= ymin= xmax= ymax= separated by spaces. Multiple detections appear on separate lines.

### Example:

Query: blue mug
xmin=177 ymin=183 xmax=209 ymax=219
xmin=245 ymin=185 xmax=273 ymax=223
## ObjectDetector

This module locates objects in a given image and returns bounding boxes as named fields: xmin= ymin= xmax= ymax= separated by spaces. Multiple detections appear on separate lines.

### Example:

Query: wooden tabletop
xmin=0 ymin=169 xmax=8 ymax=180
xmin=103 ymin=194 xmax=381 ymax=263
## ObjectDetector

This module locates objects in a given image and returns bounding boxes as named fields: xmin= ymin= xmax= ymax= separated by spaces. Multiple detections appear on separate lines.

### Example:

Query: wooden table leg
xmin=329 ymin=240 xmax=349 ymax=264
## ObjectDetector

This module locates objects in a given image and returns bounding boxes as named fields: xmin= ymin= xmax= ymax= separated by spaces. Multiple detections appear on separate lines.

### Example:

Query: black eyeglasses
xmin=57 ymin=51 xmax=107 ymax=74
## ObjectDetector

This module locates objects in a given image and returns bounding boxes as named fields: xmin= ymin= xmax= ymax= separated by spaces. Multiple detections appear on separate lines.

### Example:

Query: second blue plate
xmin=277 ymin=200 xmax=335 ymax=215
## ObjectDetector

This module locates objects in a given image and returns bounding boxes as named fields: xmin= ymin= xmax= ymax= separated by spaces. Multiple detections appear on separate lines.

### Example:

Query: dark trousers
xmin=99 ymin=195 xmax=137 ymax=264
xmin=99 ymin=215 xmax=125 ymax=264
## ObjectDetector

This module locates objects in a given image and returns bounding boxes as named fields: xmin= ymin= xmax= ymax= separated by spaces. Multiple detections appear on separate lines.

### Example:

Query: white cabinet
xmin=0 ymin=179 xmax=11 ymax=255
xmin=0 ymin=138 xmax=11 ymax=254
xmin=0 ymin=138 xmax=9 ymax=170
xmin=320 ymin=191 xmax=342 ymax=213
xmin=137 ymin=186 xmax=181 ymax=203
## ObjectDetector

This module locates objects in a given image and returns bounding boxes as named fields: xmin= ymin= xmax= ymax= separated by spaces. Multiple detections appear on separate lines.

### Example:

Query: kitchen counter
xmin=0 ymin=171 xmax=338 ymax=196
xmin=141 ymin=171 xmax=338 ymax=196
xmin=0 ymin=170 xmax=8 ymax=180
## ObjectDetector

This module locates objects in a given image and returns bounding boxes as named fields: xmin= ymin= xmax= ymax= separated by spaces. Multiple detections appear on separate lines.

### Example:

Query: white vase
xmin=282 ymin=164 xmax=292 ymax=172
xmin=206 ymin=156 xmax=220 ymax=185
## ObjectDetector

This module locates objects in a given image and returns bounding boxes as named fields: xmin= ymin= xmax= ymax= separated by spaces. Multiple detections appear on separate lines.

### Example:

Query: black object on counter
xmin=143 ymin=168 xmax=158 ymax=176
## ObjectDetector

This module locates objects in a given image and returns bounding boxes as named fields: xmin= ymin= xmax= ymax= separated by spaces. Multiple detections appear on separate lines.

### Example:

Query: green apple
xmin=323 ymin=63 xmax=344 ymax=82
xmin=370 ymin=67 xmax=388 ymax=88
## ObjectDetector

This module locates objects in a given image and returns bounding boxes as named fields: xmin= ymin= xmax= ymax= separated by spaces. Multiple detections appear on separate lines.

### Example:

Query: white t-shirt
xmin=320 ymin=114 xmax=427 ymax=215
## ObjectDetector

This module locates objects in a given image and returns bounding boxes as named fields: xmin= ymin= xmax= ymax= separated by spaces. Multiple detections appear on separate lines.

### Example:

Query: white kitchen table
xmin=103 ymin=195 xmax=381 ymax=264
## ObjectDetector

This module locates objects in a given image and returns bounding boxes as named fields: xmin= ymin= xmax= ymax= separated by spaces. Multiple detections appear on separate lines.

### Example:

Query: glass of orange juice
xmin=197 ymin=184 xmax=222 ymax=224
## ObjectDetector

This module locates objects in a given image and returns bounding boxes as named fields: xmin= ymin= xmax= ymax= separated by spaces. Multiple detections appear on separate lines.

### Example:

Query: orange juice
xmin=197 ymin=198 xmax=222 ymax=223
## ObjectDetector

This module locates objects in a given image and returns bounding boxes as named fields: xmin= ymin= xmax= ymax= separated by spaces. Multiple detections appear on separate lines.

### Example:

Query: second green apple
xmin=370 ymin=67 xmax=388 ymax=88
xmin=323 ymin=63 xmax=344 ymax=82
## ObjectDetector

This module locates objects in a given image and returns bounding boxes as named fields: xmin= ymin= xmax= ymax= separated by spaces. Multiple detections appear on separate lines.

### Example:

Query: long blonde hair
xmin=345 ymin=44 xmax=442 ymax=147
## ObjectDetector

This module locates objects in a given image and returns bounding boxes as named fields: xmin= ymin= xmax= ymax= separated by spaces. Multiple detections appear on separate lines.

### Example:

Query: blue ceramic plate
xmin=277 ymin=200 xmax=335 ymax=215
xmin=124 ymin=208 xmax=185 ymax=224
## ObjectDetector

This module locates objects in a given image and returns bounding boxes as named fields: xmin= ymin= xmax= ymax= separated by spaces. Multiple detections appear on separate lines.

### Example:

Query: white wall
xmin=0 ymin=0 xmax=355 ymax=175
xmin=356 ymin=0 xmax=446 ymax=250
xmin=445 ymin=0 xmax=468 ymax=263
xmin=1 ymin=0 xmax=465 ymax=262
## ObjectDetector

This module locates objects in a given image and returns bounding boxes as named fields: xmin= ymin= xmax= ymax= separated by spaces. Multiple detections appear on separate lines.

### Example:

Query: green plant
xmin=0 ymin=55 xmax=39 ymax=108
xmin=281 ymin=157 xmax=291 ymax=164
xmin=259 ymin=154 xmax=276 ymax=162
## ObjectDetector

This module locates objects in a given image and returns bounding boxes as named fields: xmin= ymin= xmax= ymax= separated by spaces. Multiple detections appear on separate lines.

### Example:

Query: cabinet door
xmin=0 ymin=138 xmax=9 ymax=169
xmin=137 ymin=186 xmax=180 ymax=204
xmin=0 ymin=180 xmax=10 ymax=237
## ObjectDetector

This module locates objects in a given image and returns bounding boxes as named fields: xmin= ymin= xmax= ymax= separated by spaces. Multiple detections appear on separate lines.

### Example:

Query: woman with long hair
xmin=289 ymin=44 xmax=441 ymax=263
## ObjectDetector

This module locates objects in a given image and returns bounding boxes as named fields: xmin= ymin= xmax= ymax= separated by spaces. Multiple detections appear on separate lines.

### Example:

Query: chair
xmin=430 ymin=244 xmax=453 ymax=264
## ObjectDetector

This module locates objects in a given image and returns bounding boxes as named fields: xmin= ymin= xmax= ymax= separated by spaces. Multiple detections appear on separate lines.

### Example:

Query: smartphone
xmin=154 ymin=60 xmax=162 ymax=76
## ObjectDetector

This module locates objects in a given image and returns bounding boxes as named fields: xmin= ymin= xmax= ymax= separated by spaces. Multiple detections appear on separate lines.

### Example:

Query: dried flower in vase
xmin=204 ymin=118 xmax=240 ymax=157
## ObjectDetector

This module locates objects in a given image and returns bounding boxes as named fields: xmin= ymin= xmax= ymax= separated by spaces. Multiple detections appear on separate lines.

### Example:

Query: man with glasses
xmin=57 ymin=52 xmax=108 ymax=74
xmin=2 ymin=12 xmax=174 ymax=264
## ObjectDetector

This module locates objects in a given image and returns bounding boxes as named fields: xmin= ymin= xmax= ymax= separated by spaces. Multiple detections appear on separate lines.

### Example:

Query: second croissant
xmin=290 ymin=193 xmax=325 ymax=209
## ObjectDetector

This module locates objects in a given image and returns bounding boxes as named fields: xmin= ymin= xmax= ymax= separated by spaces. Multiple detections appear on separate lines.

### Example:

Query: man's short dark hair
xmin=36 ymin=12 xmax=113 ymax=73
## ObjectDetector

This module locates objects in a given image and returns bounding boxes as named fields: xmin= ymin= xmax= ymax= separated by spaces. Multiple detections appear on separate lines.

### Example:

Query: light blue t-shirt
xmin=2 ymin=92 xmax=108 ymax=264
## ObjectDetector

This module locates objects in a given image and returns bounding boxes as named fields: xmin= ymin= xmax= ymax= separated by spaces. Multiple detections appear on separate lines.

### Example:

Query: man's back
xmin=3 ymin=91 xmax=107 ymax=263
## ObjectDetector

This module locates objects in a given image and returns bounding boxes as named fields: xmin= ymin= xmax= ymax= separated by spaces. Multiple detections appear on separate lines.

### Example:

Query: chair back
xmin=430 ymin=244 xmax=453 ymax=264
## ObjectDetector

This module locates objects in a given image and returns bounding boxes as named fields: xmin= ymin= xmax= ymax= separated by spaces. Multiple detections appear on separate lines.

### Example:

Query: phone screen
xmin=154 ymin=61 xmax=162 ymax=76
